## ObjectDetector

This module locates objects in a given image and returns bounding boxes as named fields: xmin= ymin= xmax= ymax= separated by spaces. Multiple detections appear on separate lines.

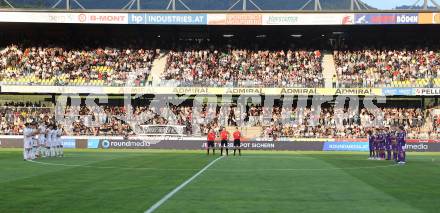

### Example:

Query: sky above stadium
xmin=362 ymin=0 xmax=425 ymax=9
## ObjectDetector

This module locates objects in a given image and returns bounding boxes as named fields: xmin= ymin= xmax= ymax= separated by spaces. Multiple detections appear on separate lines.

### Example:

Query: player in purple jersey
xmin=375 ymin=129 xmax=385 ymax=160
xmin=391 ymin=129 xmax=398 ymax=161
xmin=372 ymin=130 xmax=378 ymax=159
xmin=368 ymin=130 xmax=375 ymax=159
xmin=385 ymin=127 xmax=392 ymax=160
xmin=396 ymin=126 xmax=407 ymax=164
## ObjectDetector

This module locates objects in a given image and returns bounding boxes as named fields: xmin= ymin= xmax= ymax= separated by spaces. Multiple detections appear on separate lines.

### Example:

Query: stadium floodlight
xmin=1 ymin=0 xmax=14 ymax=8
xmin=228 ymin=0 xmax=262 ymax=11
xmin=51 ymin=0 xmax=85 ymax=10
xmin=165 ymin=0 xmax=191 ymax=10
xmin=409 ymin=0 xmax=440 ymax=10
xmin=300 ymin=0 xmax=322 ymax=11
xmin=290 ymin=34 xmax=303 ymax=38
xmin=122 ymin=0 xmax=141 ymax=10
xmin=350 ymin=0 xmax=370 ymax=11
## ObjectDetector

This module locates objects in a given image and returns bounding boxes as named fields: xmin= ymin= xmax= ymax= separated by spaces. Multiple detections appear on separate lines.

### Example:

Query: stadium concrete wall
xmin=1 ymin=136 xmax=440 ymax=152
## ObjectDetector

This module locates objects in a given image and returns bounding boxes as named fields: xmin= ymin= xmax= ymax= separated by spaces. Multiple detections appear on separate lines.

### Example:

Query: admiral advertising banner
xmin=0 ymin=85 xmax=383 ymax=96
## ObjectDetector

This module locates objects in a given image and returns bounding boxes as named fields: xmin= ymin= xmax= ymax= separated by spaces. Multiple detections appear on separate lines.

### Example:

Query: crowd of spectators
xmin=230 ymin=105 xmax=425 ymax=139
xmin=5 ymin=42 xmax=440 ymax=89
xmin=0 ymin=101 xmax=434 ymax=139
xmin=161 ymin=49 xmax=323 ymax=87
xmin=0 ymin=101 xmax=52 ymax=135
xmin=334 ymin=49 xmax=440 ymax=88
xmin=0 ymin=44 xmax=156 ymax=86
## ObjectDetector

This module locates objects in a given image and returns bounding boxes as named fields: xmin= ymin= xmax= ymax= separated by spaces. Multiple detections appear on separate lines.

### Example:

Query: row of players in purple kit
xmin=368 ymin=126 xmax=406 ymax=165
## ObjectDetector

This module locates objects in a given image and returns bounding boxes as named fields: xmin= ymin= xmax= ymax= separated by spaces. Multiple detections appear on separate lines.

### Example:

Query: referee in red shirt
xmin=233 ymin=127 xmax=242 ymax=156
xmin=220 ymin=127 xmax=230 ymax=156
xmin=206 ymin=129 xmax=216 ymax=155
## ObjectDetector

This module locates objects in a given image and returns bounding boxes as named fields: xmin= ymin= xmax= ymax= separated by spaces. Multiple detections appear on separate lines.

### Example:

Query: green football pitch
xmin=1 ymin=149 xmax=440 ymax=213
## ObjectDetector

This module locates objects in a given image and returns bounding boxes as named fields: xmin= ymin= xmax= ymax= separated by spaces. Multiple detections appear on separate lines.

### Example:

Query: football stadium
xmin=2 ymin=0 xmax=440 ymax=212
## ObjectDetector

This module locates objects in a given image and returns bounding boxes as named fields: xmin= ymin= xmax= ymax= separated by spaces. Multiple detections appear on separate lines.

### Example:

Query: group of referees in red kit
xmin=206 ymin=127 xmax=242 ymax=156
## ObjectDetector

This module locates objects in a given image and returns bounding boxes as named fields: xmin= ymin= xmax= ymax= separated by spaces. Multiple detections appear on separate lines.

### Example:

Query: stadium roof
xmin=0 ymin=0 xmax=439 ymax=11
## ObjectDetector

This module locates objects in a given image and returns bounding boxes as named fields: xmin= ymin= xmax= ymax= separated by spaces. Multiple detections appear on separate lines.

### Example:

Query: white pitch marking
xmin=28 ymin=158 xmax=399 ymax=172
xmin=27 ymin=160 xmax=201 ymax=171
xmin=144 ymin=156 xmax=224 ymax=213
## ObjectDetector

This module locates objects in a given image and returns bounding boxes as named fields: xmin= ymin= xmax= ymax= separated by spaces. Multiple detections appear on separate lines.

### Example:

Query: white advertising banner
xmin=0 ymin=12 xmax=128 ymax=24
xmin=262 ymin=13 xmax=354 ymax=25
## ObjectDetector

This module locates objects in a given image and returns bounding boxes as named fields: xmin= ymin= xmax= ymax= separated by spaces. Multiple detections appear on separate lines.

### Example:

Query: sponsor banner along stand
xmin=407 ymin=139 xmax=440 ymax=143
xmin=62 ymin=139 xmax=76 ymax=148
xmin=395 ymin=13 xmax=418 ymax=24
xmin=414 ymin=88 xmax=440 ymax=96
xmin=75 ymin=13 xmax=128 ymax=24
xmin=1 ymin=136 xmax=440 ymax=152
xmin=207 ymin=13 xmax=262 ymax=25
xmin=323 ymin=142 xmax=369 ymax=151
xmin=0 ymin=85 xmax=384 ymax=96
xmin=323 ymin=141 xmax=440 ymax=152
xmin=0 ymin=138 xmax=22 ymax=148
xmin=355 ymin=13 xmax=396 ymax=25
xmin=261 ymin=13 xmax=354 ymax=26
xmin=382 ymin=88 xmax=414 ymax=96
xmin=129 ymin=13 xmax=207 ymax=25
xmin=95 ymin=139 xmax=324 ymax=151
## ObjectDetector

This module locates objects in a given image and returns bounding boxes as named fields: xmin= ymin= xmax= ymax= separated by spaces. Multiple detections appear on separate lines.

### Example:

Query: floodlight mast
xmin=2 ymin=0 xmax=14 ymax=8
xmin=228 ymin=0 xmax=262 ymax=11
xmin=122 ymin=0 xmax=141 ymax=10
xmin=51 ymin=0 xmax=85 ymax=10
xmin=299 ymin=0 xmax=321 ymax=11
xmin=165 ymin=0 xmax=191 ymax=10
xmin=350 ymin=0 xmax=370 ymax=11
xmin=410 ymin=0 xmax=440 ymax=10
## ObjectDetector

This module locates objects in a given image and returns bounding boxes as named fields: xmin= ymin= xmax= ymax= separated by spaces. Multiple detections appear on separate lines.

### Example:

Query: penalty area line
xmin=145 ymin=156 xmax=224 ymax=213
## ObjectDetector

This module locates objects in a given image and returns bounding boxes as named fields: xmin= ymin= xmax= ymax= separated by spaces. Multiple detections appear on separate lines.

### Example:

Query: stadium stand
xmin=4 ymin=44 xmax=440 ymax=88
xmin=334 ymin=49 xmax=440 ymax=88
xmin=0 ymin=101 xmax=433 ymax=139
xmin=0 ymin=45 xmax=156 ymax=86
xmin=160 ymin=49 xmax=324 ymax=87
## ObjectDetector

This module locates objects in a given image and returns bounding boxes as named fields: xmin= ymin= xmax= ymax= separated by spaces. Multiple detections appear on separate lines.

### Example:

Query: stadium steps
xmin=322 ymin=53 xmax=337 ymax=88
xmin=226 ymin=126 xmax=262 ymax=139
xmin=150 ymin=51 xmax=168 ymax=86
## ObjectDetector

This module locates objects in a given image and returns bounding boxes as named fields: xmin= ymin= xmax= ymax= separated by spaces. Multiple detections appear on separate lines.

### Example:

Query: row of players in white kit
xmin=23 ymin=122 xmax=64 ymax=161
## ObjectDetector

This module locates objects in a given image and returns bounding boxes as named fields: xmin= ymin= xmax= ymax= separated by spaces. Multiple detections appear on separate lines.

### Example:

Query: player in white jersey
xmin=23 ymin=123 xmax=37 ymax=161
xmin=37 ymin=122 xmax=48 ymax=158
xmin=50 ymin=125 xmax=58 ymax=157
xmin=56 ymin=124 xmax=64 ymax=157
xmin=46 ymin=124 xmax=54 ymax=157
xmin=31 ymin=125 xmax=39 ymax=160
